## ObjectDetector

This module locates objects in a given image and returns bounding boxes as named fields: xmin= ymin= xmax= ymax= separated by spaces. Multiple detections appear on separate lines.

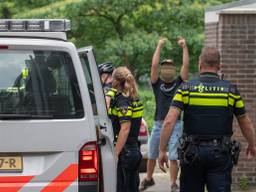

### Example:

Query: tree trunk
xmin=2 ymin=7 xmax=12 ymax=18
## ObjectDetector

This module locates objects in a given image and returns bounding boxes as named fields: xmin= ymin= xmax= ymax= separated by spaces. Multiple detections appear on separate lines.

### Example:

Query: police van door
xmin=78 ymin=46 xmax=117 ymax=192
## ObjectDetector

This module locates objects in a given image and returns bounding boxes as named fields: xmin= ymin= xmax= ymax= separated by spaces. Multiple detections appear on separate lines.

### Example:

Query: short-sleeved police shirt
xmin=152 ymin=76 xmax=183 ymax=121
xmin=172 ymin=72 xmax=246 ymax=117
xmin=171 ymin=72 xmax=246 ymax=136
xmin=107 ymin=89 xmax=143 ymax=143
xmin=103 ymin=83 xmax=112 ymax=95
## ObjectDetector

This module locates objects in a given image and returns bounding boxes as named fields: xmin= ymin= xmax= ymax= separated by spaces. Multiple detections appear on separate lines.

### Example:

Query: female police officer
xmin=107 ymin=66 xmax=143 ymax=192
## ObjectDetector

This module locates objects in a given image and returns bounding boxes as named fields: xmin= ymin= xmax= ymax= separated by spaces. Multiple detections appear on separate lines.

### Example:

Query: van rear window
xmin=0 ymin=50 xmax=84 ymax=119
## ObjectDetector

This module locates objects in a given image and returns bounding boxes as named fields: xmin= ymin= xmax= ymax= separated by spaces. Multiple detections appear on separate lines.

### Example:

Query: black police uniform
xmin=171 ymin=72 xmax=246 ymax=192
xmin=107 ymin=88 xmax=143 ymax=192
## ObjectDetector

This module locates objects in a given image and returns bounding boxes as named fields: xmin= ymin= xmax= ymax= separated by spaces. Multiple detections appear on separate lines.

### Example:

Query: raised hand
xmin=177 ymin=36 xmax=186 ymax=49
xmin=158 ymin=37 xmax=168 ymax=48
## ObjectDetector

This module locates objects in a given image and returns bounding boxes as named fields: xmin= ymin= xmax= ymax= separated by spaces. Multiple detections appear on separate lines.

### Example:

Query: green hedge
xmin=139 ymin=87 xmax=155 ymax=132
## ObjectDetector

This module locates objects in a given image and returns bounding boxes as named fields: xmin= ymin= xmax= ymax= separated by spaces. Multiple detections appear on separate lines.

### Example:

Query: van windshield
xmin=0 ymin=50 xmax=84 ymax=119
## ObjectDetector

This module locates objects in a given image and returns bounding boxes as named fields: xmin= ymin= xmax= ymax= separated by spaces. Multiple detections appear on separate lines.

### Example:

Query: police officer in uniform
xmin=107 ymin=67 xmax=143 ymax=192
xmin=159 ymin=47 xmax=256 ymax=192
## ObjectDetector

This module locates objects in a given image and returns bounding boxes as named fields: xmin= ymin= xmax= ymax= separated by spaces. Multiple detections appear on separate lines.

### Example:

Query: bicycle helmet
xmin=98 ymin=62 xmax=115 ymax=75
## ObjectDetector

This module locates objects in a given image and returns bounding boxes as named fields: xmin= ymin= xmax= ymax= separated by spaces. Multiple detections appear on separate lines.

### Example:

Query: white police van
xmin=0 ymin=19 xmax=116 ymax=192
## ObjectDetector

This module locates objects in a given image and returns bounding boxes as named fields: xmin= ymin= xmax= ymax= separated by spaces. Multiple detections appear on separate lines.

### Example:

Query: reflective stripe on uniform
xmin=109 ymin=106 xmax=143 ymax=119
xmin=228 ymin=97 xmax=235 ymax=106
xmin=235 ymin=100 xmax=245 ymax=108
xmin=117 ymin=110 xmax=133 ymax=118
xmin=22 ymin=68 xmax=29 ymax=79
xmin=132 ymin=110 xmax=143 ymax=118
xmin=106 ymin=88 xmax=117 ymax=98
xmin=173 ymin=93 xmax=183 ymax=102
xmin=177 ymin=90 xmax=189 ymax=95
xmin=189 ymin=97 xmax=228 ymax=107
xmin=229 ymin=93 xmax=240 ymax=100
xmin=108 ymin=108 xmax=133 ymax=117
xmin=189 ymin=92 xmax=228 ymax=97
xmin=174 ymin=89 xmax=245 ymax=108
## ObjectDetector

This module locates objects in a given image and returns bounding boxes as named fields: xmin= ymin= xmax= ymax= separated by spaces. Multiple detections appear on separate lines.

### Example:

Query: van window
xmin=0 ymin=50 xmax=84 ymax=119
xmin=79 ymin=54 xmax=98 ymax=115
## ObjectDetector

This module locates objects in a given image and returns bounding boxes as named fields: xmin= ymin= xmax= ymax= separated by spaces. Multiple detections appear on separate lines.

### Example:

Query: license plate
xmin=0 ymin=156 xmax=23 ymax=172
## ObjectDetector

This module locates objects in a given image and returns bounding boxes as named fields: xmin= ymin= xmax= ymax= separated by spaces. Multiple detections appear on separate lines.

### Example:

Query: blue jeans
xmin=117 ymin=146 xmax=142 ymax=192
xmin=148 ymin=120 xmax=183 ymax=160
xmin=180 ymin=145 xmax=233 ymax=192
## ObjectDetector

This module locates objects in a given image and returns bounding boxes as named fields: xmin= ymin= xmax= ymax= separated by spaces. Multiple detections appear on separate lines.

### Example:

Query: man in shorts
xmin=140 ymin=37 xmax=189 ymax=192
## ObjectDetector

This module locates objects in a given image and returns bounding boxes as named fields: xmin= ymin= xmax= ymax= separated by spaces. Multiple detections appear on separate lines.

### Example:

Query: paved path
xmin=139 ymin=172 xmax=256 ymax=192
xmin=139 ymin=172 xmax=171 ymax=192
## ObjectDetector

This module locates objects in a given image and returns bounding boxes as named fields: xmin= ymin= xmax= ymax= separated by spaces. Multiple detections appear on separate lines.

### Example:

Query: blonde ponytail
xmin=112 ymin=67 xmax=138 ymax=100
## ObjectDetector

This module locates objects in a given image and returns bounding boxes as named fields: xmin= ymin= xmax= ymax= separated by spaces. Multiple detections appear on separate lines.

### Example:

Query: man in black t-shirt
xmin=140 ymin=37 xmax=189 ymax=192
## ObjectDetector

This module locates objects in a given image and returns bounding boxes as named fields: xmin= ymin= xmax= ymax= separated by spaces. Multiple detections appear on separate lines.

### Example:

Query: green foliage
xmin=239 ymin=176 xmax=249 ymax=191
xmin=13 ymin=0 xmax=84 ymax=19
xmin=0 ymin=2 xmax=15 ymax=18
xmin=101 ymin=31 xmax=160 ymax=79
xmin=6 ymin=0 xmax=235 ymax=81
xmin=139 ymin=87 xmax=155 ymax=131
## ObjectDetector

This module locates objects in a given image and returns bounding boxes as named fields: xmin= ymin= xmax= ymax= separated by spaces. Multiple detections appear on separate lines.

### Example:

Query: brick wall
xmin=205 ymin=14 xmax=256 ymax=184
xmin=205 ymin=22 xmax=218 ymax=47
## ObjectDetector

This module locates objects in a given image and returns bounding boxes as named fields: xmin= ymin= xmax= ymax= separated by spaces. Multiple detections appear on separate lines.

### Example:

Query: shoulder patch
xmin=120 ymin=106 xmax=129 ymax=115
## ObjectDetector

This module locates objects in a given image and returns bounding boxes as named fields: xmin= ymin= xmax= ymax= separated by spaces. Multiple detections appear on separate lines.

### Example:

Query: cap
xmin=160 ymin=59 xmax=174 ymax=65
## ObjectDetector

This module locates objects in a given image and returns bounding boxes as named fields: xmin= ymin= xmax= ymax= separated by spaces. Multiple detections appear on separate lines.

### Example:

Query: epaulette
xmin=181 ymin=82 xmax=190 ymax=90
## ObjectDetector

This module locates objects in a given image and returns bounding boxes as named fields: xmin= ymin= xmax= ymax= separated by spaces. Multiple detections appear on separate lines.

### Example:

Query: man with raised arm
xmin=140 ymin=37 xmax=189 ymax=192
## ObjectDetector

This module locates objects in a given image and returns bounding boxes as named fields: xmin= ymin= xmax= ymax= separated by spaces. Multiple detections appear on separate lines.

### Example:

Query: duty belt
xmin=178 ymin=135 xmax=240 ymax=165
xmin=185 ymin=135 xmax=231 ymax=146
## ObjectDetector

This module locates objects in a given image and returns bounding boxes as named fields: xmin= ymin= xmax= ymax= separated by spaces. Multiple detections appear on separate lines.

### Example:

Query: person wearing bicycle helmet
xmin=98 ymin=61 xmax=115 ymax=93
xmin=140 ymin=37 xmax=189 ymax=192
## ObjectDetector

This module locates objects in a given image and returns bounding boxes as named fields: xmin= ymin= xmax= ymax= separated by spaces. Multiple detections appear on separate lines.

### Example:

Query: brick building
xmin=205 ymin=0 xmax=256 ymax=184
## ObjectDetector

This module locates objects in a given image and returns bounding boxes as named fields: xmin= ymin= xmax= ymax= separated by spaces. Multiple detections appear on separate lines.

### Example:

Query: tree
xmin=0 ymin=2 xmax=14 ymax=19
xmin=10 ymin=0 xmax=235 ymax=81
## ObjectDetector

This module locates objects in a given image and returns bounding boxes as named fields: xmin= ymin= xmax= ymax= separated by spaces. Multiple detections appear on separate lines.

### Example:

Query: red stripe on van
xmin=0 ymin=176 xmax=34 ymax=192
xmin=41 ymin=164 xmax=78 ymax=192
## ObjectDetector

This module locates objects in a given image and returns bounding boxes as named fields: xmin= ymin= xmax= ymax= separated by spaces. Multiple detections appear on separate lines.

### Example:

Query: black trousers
xmin=180 ymin=145 xmax=233 ymax=192
xmin=117 ymin=146 xmax=142 ymax=192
